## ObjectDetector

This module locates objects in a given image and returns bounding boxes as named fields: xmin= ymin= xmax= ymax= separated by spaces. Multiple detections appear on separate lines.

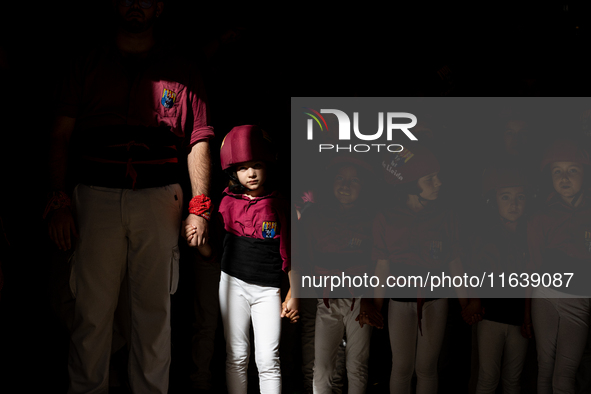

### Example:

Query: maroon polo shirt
xmin=373 ymin=202 xmax=462 ymax=299
xmin=218 ymin=188 xmax=291 ymax=273
xmin=295 ymin=203 xmax=373 ymax=270
xmin=470 ymin=220 xmax=527 ymax=326
xmin=293 ymin=203 xmax=374 ymax=298
xmin=58 ymin=43 xmax=213 ymax=144
xmin=373 ymin=203 xmax=462 ymax=268
xmin=527 ymin=191 xmax=591 ymax=295
xmin=57 ymin=43 xmax=214 ymax=189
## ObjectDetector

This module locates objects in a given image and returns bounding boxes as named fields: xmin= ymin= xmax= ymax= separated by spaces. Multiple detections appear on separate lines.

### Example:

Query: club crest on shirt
xmin=428 ymin=240 xmax=443 ymax=260
xmin=389 ymin=148 xmax=414 ymax=168
xmin=349 ymin=238 xmax=362 ymax=249
xmin=262 ymin=221 xmax=277 ymax=239
xmin=585 ymin=231 xmax=591 ymax=252
xmin=161 ymin=88 xmax=177 ymax=109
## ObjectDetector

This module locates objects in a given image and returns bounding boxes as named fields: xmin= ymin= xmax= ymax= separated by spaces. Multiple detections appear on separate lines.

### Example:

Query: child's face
xmin=333 ymin=165 xmax=362 ymax=207
xmin=236 ymin=161 xmax=267 ymax=196
xmin=496 ymin=186 xmax=526 ymax=222
xmin=417 ymin=172 xmax=442 ymax=201
xmin=551 ymin=161 xmax=584 ymax=198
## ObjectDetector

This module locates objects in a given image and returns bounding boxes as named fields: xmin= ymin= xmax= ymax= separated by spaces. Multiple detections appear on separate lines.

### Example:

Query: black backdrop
xmin=2 ymin=1 xmax=591 ymax=392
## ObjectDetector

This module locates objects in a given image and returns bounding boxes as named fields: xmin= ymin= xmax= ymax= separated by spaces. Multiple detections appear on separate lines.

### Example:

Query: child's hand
xmin=461 ymin=299 xmax=484 ymax=325
xmin=281 ymin=297 xmax=299 ymax=323
xmin=184 ymin=223 xmax=196 ymax=242
xmin=196 ymin=243 xmax=212 ymax=258
xmin=521 ymin=317 xmax=533 ymax=339
xmin=355 ymin=298 xmax=384 ymax=329
xmin=183 ymin=223 xmax=213 ymax=258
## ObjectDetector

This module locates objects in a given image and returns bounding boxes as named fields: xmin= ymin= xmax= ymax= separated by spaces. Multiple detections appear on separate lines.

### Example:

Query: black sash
xmin=221 ymin=233 xmax=283 ymax=288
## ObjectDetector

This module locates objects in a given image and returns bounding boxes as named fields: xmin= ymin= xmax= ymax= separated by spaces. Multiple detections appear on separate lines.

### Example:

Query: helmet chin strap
xmin=417 ymin=194 xmax=429 ymax=207
xmin=570 ymin=189 xmax=584 ymax=207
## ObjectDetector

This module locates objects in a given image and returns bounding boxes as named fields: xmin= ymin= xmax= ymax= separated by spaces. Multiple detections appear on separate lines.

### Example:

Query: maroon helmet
xmin=326 ymin=154 xmax=375 ymax=174
xmin=220 ymin=125 xmax=276 ymax=170
xmin=540 ymin=139 xmax=590 ymax=172
xmin=382 ymin=144 xmax=440 ymax=185
xmin=482 ymin=165 xmax=528 ymax=197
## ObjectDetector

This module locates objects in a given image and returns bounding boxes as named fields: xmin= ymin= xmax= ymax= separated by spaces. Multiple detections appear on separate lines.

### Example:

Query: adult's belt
xmin=81 ymin=155 xmax=178 ymax=190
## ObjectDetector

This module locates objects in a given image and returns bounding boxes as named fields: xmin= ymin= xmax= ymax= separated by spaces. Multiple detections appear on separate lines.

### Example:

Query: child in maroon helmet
xmin=472 ymin=165 xmax=530 ymax=394
xmin=526 ymin=139 xmax=591 ymax=394
xmin=370 ymin=143 xmax=480 ymax=394
xmin=294 ymin=154 xmax=382 ymax=394
xmin=186 ymin=125 xmax=297 ymax=394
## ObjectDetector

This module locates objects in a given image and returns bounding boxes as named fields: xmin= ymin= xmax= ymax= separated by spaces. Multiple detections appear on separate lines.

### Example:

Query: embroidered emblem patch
xmin=349 ymin=238 xmax=362 ymax=248
xmin=262 ymin=221 xmax=277 ymax=239
xmin=390 ymin=148 xmax=414 ymax=168
xmin=428 ymin=241 xmax=443 ymax=260
xmin=161 ymin=88 xmax=177 ymax=109
xmin=585 ymin=231 xmax=591 ymax=252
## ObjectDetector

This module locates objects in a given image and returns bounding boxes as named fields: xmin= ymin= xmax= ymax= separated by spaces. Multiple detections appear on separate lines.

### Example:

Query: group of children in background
xmin=184 ymin=119 xmax=590 ymax=394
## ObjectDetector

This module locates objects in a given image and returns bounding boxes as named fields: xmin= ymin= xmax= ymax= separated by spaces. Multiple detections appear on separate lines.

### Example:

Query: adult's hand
xmin=355 ymin=298 xmax=384 ymax=329
xmin=461 ymin=299 xmax=484 ymax=325
xmin=48 ymin=207 xmax=78 ymax=251
xmin=185 ymin=213 xmax=208 ymax=247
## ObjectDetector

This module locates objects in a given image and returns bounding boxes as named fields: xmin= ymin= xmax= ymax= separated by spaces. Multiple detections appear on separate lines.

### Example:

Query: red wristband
xmin=43 ymin=191 xmax=72 ymax=219
xmin=189 ymin=195 xmax=213 ymax=221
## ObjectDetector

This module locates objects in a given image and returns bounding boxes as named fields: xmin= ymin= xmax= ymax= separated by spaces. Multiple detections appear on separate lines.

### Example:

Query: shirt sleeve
xmin=278 ymin=199 xmax=291 ymax=272
xmin=187 ymin=69 xmax=214 ymax=146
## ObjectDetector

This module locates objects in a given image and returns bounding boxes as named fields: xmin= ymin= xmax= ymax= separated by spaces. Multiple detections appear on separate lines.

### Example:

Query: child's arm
xmin=185 ymin=223 xmax=212 ymax=257
xmin=281 ymin=269 xmax=299 ymax=323
xmin=356 ymin=259 xmax=388 ymax=328
xmin=522 ymin=294 xmax=533 ymax=339
xmin=183 ymin=210 xmax=225 ymax=260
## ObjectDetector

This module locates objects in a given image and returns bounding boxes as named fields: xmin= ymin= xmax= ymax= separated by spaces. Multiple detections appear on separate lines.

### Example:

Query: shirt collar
xmin=222 ymin=187 xmax=278 ymax=201
xmin=546 ymin=189 xmax=589 ymax=211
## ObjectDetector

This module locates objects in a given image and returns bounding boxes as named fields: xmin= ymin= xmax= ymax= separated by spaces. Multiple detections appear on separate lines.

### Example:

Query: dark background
xmin=2 ymin=1 xmax=591 ymax=393
xmin=0 ymin=1 xmax=287 ymax=392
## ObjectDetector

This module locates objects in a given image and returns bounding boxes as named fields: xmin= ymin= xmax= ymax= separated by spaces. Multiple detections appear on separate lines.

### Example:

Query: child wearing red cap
xmin=370 ymin=143 xmax=480 ymax=394
xmin=526 ymin=139 xmax=591 ymax=394
xmin=472 ymin=165 xmax=530 ymax=394
xmin=187 ymin=125 xmax=297 ymax=394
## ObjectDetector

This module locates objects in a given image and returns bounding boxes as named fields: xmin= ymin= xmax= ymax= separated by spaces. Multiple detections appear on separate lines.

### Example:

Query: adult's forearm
xmin=188 ymin=140 xmax=211 ymax=197
xmin=49 ymin=116 xmax=76 ymax=190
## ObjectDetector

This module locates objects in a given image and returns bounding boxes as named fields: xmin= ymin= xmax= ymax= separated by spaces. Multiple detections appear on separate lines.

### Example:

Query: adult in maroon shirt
xmin=46 ymin=1 xmax=213 ymax=393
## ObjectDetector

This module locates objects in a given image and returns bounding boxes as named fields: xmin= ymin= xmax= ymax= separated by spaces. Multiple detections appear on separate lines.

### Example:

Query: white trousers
xmin=68 ymin=183 xmax=183 ymax=394
xmin=388 ymin=298 xmax=448 ymax=394
xmin=313 ymin=298 xmax=372 ymax=394
xmin=219 ymin=271 xmax=282 ymax=394
xmin=475 ymin=319 xmax=528 ymax=394
xmin=532 ymin=287 xmax=590 ymax=394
